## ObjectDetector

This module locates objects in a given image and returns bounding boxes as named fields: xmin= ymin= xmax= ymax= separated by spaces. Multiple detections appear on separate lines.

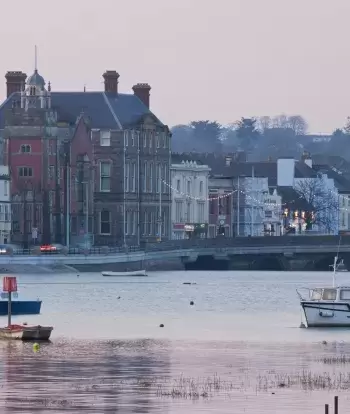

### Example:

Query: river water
xmin=1 ymin=270 xmax=350 ymax=413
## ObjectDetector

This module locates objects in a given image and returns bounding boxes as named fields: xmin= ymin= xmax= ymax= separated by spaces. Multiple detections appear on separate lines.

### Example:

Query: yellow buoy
xmin=33 ymin=342 xmax=40 ymax=352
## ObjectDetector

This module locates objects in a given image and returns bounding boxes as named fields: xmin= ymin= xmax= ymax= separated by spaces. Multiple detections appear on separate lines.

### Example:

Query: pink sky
xmin=1 ymin=0 xmax=349 ymax=133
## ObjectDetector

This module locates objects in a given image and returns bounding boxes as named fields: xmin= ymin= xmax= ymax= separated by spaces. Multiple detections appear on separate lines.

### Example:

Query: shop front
xmin=172 ymin=223 xmax=208 ymax=239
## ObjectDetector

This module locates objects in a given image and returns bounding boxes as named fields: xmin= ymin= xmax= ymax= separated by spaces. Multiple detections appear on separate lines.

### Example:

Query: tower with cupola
xmin=20 ymin=47 xmax=51 ymax=110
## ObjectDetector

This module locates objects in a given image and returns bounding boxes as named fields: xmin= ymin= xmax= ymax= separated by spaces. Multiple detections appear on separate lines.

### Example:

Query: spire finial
xmin=34 ymin=45 xmax=37 ymax=71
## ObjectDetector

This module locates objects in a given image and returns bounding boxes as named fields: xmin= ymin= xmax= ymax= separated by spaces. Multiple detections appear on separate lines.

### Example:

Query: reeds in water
xmin=317 ymin=355 xmax=350 ymax=364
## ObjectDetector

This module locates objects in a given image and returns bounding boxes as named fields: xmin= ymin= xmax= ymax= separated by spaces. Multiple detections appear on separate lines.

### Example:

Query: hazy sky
xmin=1 ymin=0 xmax=350 ymax=133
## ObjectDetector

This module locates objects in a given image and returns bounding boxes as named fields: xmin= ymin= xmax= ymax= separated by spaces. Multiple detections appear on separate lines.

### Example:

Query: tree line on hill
xmin=171 ymin=115 xmax=350 ymax=161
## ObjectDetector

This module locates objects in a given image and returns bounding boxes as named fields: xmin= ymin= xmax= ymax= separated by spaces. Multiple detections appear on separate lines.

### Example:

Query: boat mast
xmin=333 ymin=236 xmax=342 ymax=287
xmin=333 ymin=255 xmax=337 ymax=288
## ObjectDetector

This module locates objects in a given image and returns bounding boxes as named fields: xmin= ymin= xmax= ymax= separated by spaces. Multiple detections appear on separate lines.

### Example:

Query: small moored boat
xmin=297 ymin=285 xmax=350 ymax=327
xmin=102 ymin=270 xmax=147 ymax=277
xmin=297 ymin=253 xmax=350 ymax=327
xmin=0 ymin=324 xmax=53 ymax=341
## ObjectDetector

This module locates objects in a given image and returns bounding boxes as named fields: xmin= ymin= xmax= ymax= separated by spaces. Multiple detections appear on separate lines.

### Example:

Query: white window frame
xmin=100 ymin=161 xmax=111 ymax=192
xmin=4 ymin=181 xmax=8 ymax=197
xmin=125 ymin=162 xmax=129 ymax=192
xmin=131 ymin=163 xmax=136 ymax=192
xmin=133 ymin=211 xmax=137 ymax=235
xmin=143 ymin=162 xmax=147 ymax=192
xmin=20 ymin=144 xmax=31 ymax=153
xmin=149 ymin=163 xmax=153 ymax=193
xmin=162 ymin=164 xmax=167 ymax=193
xmin=156 ymin=164 xmax=160 ymax=193
xmin=199 ymin=181 xmax=203 ymax=195
xmin=100 ymin=130 xmax=111 ymax=147
xmin=18 ymin=167 xmax=33 ymax=177
xmin=4 ymin=204 xmax=10 ymax=222
xmin=100 ymin=210 xmax=111 ymax=235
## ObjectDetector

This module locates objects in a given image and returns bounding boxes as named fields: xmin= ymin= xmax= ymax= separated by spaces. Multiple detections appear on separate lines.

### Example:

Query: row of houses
xmin=170 ymin=153 xmax=350 ymax=239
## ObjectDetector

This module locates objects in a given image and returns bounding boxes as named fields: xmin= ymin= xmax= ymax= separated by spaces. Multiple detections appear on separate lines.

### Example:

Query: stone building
xmin=0 ymin=68 xmax=171 ymax=246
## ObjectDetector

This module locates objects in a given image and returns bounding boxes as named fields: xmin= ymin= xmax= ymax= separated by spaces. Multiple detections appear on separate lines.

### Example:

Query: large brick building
xmin=0 ymin=67 xmax=171 ymax=246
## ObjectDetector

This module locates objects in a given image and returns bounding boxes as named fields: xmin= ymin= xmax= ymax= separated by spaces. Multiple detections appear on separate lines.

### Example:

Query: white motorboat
xmin=297 ymin=254 xmax=350 ymax=327
xmin=101 ymin=270 xmax=147 ymax=277
xmin=297 ymin=285 xmax=350 ymax=327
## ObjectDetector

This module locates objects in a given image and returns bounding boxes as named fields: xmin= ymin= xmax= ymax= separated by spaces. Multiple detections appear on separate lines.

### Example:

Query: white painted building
xmin=263 ymin=189 xmax=283 ymax=236
xmin=241 ymin=176 xmax=269 ymax=236
xmin=171 ymin=160 xmax=211 ymax=239
xmin=231 ymin=175 xmax=283 ymax=237
xmin=0 ymin=166 xmax=11 ymax=243
xmin=277 ymin=157 xmax=339 ymax=235
xmin=339 ymin=193 xmax=350 ymax=233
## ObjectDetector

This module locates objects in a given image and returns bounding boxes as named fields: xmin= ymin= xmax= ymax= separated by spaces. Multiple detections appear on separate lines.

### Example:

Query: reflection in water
xmin=0 ymin=339 xmax=170 ymax=413
xmin=2 ymin=271 xmax=350 ymax=412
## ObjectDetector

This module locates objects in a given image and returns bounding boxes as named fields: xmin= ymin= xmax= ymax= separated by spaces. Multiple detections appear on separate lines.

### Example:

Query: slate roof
xmin=313 ymin=164 xmax=350 ymax=193
xmin=177 ymin=155 xmax=317 ymax=188
xmin=0 ymin=91 xmax=163 ymax=130
xmin=312 ymin=155 xmax=350 ymax=177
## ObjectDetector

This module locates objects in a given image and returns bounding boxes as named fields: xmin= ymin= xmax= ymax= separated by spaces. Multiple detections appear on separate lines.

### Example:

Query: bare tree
xmin=256 ymin=116 xmax=272 ymax=133
xmin=288 ymin=115 xmax=308 ymax=135
xmin=294 ymin=177 xmax=339 ymax=234
xmin=272 ymin=114 xmax=289 ymax=129
xmin=344 ymin=116 xmax=350 ymax=135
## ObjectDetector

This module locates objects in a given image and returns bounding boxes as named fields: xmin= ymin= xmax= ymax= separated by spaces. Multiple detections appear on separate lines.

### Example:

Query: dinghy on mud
xmin=101 ymin=270 xmax=147 ymax=277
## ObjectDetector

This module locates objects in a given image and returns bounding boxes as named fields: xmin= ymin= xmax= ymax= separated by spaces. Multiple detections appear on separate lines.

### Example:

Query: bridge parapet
xmin=145 ymin=235 xmax=350 ymax=252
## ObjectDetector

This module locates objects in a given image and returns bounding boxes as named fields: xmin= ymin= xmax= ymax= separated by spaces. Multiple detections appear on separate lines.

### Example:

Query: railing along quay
xmin=6 ymin=234 xmax=350 ymax=256
xmin=10 ymin=245 xmax=141 ymax=256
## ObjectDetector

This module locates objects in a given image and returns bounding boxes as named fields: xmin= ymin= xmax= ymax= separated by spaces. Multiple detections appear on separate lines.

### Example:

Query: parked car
xmin=40 ymin=244 xmax=65 ymax=254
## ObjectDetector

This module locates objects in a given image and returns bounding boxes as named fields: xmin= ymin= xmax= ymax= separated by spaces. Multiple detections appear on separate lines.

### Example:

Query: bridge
xmin=0 ymin=235 xmax=349 ymax=271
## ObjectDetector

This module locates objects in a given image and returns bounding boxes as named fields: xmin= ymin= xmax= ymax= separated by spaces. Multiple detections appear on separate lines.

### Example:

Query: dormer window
xmin=20 ymin=144 xmax=31 ymax=153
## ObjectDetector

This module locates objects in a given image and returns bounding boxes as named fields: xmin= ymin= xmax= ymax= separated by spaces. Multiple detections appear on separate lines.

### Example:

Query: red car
xmin=40 ymin=244 xmax=63 ymax=253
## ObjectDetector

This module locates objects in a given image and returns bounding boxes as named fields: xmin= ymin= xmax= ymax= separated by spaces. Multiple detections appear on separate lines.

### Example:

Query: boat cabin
xmin=308 ymin=287 xmax=350 ymax=302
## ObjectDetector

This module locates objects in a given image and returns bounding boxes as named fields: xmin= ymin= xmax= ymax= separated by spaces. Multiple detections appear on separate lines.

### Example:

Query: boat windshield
xmin=310 ymin=288 xmax=337 ymax=301
xmin=310 ymin=289 xmax=322 ymax=300
xmin=322 ymin=289 xmax=337 ymax=300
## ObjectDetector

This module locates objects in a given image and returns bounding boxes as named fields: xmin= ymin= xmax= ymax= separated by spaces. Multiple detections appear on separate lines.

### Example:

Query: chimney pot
xmin=103 ymin=70 xmax=119 ymax=94
xmin=5 ymin=71 xmax=27 ymax=98
xmin=132 ymin=83 xmax=151 ymax=108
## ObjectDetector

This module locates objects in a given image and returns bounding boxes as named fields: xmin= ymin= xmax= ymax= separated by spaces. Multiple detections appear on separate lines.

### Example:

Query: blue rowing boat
xmin=0 ymin=292 xmax=41 ymax=315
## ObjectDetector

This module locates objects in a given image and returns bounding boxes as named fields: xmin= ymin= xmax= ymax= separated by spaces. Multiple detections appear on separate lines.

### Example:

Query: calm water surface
xmin=1 ymin=270 xmax=350 ymax=413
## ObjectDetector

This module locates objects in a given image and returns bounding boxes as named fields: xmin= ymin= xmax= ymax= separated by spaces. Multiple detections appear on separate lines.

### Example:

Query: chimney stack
xmin=301 ymin=151 xmax=312 ymax=168
xmin=5 ymin=71 xmax=27 ymax=98
xmin=132 ymin=83 xmax=151 ymax=108
xmin=103 ymin=70 xmax=119 ymax=94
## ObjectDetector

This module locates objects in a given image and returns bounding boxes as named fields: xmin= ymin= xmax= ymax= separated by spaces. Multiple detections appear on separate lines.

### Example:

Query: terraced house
xmin=0 ymin=67 xmax=171 ymax=246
